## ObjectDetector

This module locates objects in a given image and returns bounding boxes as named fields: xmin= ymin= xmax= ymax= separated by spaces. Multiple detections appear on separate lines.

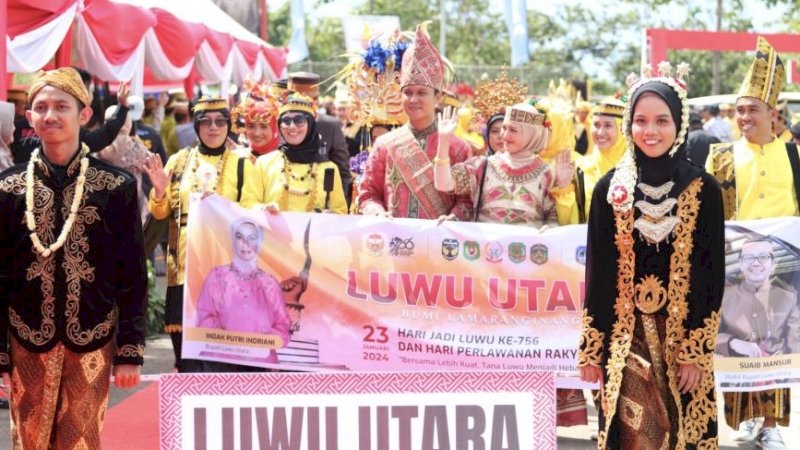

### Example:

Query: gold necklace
xmin=189 ymin=148 xmax=228 ymax=193
xmin=280 ymin=153 xmax=318 ymax=211
xmin=25 ymin=148 xmax=90 ymax=257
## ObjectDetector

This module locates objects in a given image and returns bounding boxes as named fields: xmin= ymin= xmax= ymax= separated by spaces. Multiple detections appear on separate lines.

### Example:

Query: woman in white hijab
xmin=434 ymin=101 xmax=573 ymax=227
xmin=0 ymin=101 xmax=15 ymax=171
xmin=194 ymin=217 xmax=291 ymax=368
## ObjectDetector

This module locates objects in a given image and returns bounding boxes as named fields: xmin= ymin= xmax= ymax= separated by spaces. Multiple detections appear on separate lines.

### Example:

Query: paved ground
xmin=0 ymin=274 xmax=797 ymax=448
xmin=2 ymin=333 xmax=797 ymax=449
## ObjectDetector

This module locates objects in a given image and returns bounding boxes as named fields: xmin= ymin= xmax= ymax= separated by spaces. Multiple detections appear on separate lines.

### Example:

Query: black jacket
xmin=0 ymin=146 xmax=148 ymax=371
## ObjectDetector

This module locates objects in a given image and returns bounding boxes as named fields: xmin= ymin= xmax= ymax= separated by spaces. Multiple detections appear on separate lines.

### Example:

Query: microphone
xmin=323 ymin=168 xmax=335 ymax=211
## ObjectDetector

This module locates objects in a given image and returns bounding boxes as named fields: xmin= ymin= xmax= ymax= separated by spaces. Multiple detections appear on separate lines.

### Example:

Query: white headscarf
xmin=0 ymin=101 xmax=15 ymax=171
xmin=230 ymin=217 xmax=265 ymax=273
xmin=504 ymin=102 xmax=551 ymax=155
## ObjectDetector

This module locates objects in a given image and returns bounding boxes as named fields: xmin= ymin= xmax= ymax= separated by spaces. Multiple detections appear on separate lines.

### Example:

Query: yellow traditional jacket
xmin=777 ymin=128 xmax=793 ymax=143
xmin=149 ymin=146 xmax=262 ymax=286
xmin=706 ymin=137 xmax=799 ymax=220
xmin=255 ymin=151 xmax=348 ymax=214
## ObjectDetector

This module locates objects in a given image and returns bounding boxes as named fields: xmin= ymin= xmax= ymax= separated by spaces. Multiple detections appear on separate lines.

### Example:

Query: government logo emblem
xmin=530 ymin=243 xmax=548 ymax=265
xmin=485 ymin=242 xmax=503 ymax=263
xmin=508 ymin=242 xmax=526 ymax=264
xmin=389 ymin=237 xmax=415 ymax=257
xmin=442 ymin=239 xmax=459 ymax=261
xmin=366 ymin=233 xmax=385 ymax=256
xmin=463 ymin=241 xmax=480 ymax=261
xmin=575 ymin=246 xmax=587 ymax=265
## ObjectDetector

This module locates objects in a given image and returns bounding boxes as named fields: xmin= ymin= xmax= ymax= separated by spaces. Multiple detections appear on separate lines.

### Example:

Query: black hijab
xmin=627 ymin=81 xmax=700 ymax=193
xmin=194 ymin=109 xmax=231 ymax=156
xmin=484 ymin=113 xmax=505 ymax=155
xmin=278 ymin=111 xmax=327 ymax=164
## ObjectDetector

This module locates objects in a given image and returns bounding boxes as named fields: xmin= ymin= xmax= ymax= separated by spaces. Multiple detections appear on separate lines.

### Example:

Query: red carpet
xmin=101 ymin=382 xmax=160 ymax=450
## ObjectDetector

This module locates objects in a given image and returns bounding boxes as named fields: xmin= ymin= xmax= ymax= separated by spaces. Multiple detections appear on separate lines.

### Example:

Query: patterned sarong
xmin=9 ymin=337 xmax=113 ymax=450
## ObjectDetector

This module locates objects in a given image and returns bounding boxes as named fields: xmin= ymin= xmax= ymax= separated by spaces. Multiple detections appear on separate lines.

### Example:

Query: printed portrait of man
xmin=716 ymin=237 xmax=800 ymax=357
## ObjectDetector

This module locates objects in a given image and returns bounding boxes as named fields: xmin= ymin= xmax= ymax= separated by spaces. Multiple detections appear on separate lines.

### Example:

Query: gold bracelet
xmin=433 ymin=156 xmax=450 ymax=165
xmin=151 ymin=189 xmax=167 ymax=203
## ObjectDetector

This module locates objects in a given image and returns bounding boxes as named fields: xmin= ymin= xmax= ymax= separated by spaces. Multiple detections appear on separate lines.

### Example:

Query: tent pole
xmin=55 ymin=25 xmax=73 ymax=68
xmin=0 ymin=0 xmax=7 ymax=100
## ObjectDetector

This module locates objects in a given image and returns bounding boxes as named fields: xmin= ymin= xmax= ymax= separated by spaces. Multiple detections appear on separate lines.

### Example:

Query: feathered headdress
xmin=336 ymin=29 xmax=410 ymax=129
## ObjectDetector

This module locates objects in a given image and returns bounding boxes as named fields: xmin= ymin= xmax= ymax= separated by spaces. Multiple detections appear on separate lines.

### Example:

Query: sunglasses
xmin=280 ymin=115 xmax=308 ymax=127
xmin=197 ymin=117 xmax=228 ymax=128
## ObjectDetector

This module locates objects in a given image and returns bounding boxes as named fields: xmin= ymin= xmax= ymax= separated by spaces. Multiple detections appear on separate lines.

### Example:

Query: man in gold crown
xmin=0 ymin=67 xmax=147 ymax=448
xmin=706 ymin=36 xmax=797 ymax=450
xmin=143 ymin=96 xmax=262 ymax=372
xmin=357 ymin=22 xmax=473 ymax=220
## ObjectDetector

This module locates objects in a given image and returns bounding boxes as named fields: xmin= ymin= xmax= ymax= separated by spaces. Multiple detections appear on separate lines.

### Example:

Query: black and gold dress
xmin=580 ymin=149 xmax=725 ymax=449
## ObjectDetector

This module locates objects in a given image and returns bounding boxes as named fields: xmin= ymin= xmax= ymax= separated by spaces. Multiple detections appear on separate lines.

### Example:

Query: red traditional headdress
xmin=399 ymin=22 xmax=446 ymax=90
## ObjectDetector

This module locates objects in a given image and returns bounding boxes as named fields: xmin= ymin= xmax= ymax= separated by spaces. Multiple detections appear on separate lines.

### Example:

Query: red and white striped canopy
xmin=5 ymin=0 xmax=287 ymax=94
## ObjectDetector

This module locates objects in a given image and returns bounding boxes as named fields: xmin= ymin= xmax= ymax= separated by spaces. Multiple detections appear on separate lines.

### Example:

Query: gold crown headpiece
xmin=279 ymin=93 xmax=316 ymax=117
xmin=592 ymin=97 xmax=626 ymax=119
xmin=539 ymin=79 xmax=582 ymax=117
xmin=738 ymin=36 xmax=784 ymax=108
xmin=336 ymin=31 xmax=409 ymax=128
xmin=473 ymin=68 xmax=528 ymax=120
xmin=193 ymin=96 xmax=229 ymax=113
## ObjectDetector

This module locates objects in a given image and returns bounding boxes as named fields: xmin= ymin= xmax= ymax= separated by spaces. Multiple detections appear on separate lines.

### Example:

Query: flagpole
xmin=260 ymin=0 xmax=269 ymax=42
xmin=439 ymin=0 xmax=446 ymax=58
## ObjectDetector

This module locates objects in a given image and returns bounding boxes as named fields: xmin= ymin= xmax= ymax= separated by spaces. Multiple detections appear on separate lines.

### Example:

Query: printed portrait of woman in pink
xmin=195 ymin=217 xmax=291 ymax=363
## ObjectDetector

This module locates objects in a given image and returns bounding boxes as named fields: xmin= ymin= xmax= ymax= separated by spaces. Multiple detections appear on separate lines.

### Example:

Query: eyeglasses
xmin=197 ymin=117 xmax=228 ymax=128
xmin=280 ymin=115 xmax=308 ymax=127
xmin=741 ymin=253 xmax=773 ymax=265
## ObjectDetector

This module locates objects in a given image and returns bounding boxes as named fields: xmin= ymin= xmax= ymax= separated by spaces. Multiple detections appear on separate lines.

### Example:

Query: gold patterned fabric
xmin=583 ymin=177 xmax=724 ymax=450
xmin=617 ymin=315 xmax=676 ymax=450
xmin=723 ymin=389 xmax=790 ymax=429
xmin=0 ymin=146 xmax=148 ymax=370
xmin=737 ymin=36 xmax=784 ymax=108
xmin=28 ymin=67 xmax=91 ymax=107
xmin=9 ymin=337 xmax=113 ymax=450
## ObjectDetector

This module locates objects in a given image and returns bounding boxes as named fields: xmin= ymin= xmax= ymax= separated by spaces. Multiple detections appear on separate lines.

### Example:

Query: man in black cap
xmin=287 ymin=71 xmax=354 ymax=206
xmin=686 ymin=111 xmax=720 ymax=166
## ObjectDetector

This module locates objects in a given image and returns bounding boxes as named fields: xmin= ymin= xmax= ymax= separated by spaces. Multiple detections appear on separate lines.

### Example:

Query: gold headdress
xmin=193 ymin=96 xmax=229 ymax=113
xmin=738 ymin=36 xmax=784 ymax=108
xmin=592 ymin=97 xmax=626 ymax=119
xmin=473 ymin=68 xmax=528 ymax=120
xmin=231 ymin=80 xmax=281 ymax=134
xmin=337 ymin=30 xmax=409 ymax=128
xmin=279 ymin=93 xmax=316 ymax=117
xmin=541 ymin=79 xmax=580 ymax=114
xmin=539 ymin=79 xmax=580 ymax=161
xmin=440 ymin=89 xmax=462 ymax=109
xmin=29 ymin=67 xmax=91 ymax=107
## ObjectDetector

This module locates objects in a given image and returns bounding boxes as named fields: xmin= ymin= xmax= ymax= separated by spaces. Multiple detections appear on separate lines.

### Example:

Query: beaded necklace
xmin=188 ymin=148 xmax=229 ymax=193
xmin=25 ymin=148 xmax=89 ymax=257
xmin=280 ymin=153 xmax=318 ymax=212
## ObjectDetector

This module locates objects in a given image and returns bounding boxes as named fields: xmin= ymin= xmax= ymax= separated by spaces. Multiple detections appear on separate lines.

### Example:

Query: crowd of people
xmin=0 ymin=19 xmax=798 ymax=449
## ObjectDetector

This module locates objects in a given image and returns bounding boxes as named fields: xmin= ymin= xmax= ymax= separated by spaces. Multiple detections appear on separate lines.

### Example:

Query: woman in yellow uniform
xmin=256 ymin=93 xmax=347 ymax=214
xmin=143 ymin=96 xmax=261 ymax=372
